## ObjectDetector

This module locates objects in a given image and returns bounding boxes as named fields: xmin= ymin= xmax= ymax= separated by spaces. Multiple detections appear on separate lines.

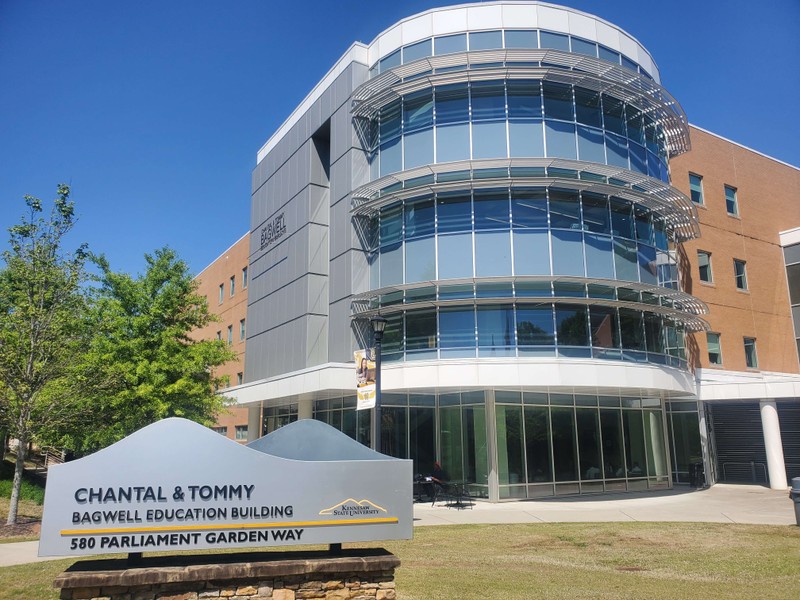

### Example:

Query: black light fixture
xmin=370 ymin=315 xmax=387 ymax=452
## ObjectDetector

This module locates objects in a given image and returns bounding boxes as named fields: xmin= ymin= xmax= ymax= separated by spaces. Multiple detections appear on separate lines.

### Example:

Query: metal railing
xmin=721 ymin=461 xmax=768 ymax=484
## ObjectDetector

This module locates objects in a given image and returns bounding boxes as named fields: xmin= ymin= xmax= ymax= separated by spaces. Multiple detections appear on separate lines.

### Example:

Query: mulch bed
xmin=0 ymin=520 xmax=40 ymax=539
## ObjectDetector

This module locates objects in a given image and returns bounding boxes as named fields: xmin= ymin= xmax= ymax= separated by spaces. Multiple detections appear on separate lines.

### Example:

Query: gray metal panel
xmin=306 ymin=313 xmax=329 ymax=367
xmin=328 ymin=298 xmax=356 ymax=363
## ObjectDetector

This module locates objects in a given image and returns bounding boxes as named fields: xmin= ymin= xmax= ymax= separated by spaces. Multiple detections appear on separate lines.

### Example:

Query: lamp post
xmin=370 ymin=314 xmax=387 ymax=453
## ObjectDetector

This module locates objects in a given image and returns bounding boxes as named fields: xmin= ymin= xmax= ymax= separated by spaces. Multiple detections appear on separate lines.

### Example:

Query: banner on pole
xmin=354 ymin=349 xmax=376 ymax=411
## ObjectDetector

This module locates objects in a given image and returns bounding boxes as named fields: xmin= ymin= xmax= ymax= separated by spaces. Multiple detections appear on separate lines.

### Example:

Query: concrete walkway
xmin=0 ymin=484 xmax=795 ymax=568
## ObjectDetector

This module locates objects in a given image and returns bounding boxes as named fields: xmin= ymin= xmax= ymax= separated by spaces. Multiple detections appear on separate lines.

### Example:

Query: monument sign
xmin=39 ymin=418 xmax=413 ymax=557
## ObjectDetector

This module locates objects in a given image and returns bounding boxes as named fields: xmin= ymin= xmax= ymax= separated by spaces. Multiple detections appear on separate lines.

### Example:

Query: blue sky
xmin=1 ymin=0 xmax=798 ymax=276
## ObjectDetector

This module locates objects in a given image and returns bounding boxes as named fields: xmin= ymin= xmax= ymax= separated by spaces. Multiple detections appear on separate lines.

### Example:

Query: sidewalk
xmin=0 ymin=484 xmax=794 ymax=568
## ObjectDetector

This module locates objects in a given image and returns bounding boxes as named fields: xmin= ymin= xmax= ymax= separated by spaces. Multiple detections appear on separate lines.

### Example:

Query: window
xmin=216 ymin=330 xmax=221 ymax=341
xmin=218 ymin=284 xmax=224 ymax=304
xmin=743 ymin=338 xmax=758 ymax=369
xmin=697 ymin=251 xmax=712 ymax=283
xmin=242 ymin=266 xmax=248 ymax=289
xmin=689 ymin=173 xmax=703 ymax=205
xmin=236 ymin=372 xmax=243 ymax=385
xmin=725 ymin=185 xmax=738 ymax=216
xmin=239 ymin=318 xmax=246 ymax=341
xmin=230 ymin=275 xmax=235 ymax=296
xmin=734 ymin=259 xmax=747 ymax=290
xmin=227 ymin=325 xmax=233 ymax=345
xmin=707 ymin=332 xmax=722 ymax=365
xmin=212 ymin=426 xmax=227 ymax=435
xmin=235 ymin=425 xmax=248 ymax=441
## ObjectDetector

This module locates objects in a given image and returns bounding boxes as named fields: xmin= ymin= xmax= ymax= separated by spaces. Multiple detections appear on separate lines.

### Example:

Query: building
xmin=670 ymin=127 xmax=800 ymax=488
xmin=223 ymin=2 xmax=800 ymax=500
xmin=192 ymin=234 xmax=251 ymax=442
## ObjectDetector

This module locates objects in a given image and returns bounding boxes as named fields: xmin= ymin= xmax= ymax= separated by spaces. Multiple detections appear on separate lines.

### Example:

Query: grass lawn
xmin=0 ymin=522 xmax=799 ymax=599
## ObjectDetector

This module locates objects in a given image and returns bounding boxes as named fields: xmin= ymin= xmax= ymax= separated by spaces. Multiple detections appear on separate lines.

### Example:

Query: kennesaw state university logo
xmin=319 ymin=498 xmax=387 ymax=517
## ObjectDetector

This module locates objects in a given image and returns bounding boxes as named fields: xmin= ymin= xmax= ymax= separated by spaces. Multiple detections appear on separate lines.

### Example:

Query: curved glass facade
xmin=368 ymin=29 xmax=655 ymax=81
xmin=369 ymin=187 xmax=676 ymax=288
xmin=369 ymin=80 xmax=669 ymax=182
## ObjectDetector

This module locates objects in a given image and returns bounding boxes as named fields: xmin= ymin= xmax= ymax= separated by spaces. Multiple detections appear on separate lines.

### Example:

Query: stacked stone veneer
xmin=55 ymin=550 xmax=399 ymax=600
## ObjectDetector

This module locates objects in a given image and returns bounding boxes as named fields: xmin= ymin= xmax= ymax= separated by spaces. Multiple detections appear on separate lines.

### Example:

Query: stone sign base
xmin=54 ymin=549 xmax=399 ymax=600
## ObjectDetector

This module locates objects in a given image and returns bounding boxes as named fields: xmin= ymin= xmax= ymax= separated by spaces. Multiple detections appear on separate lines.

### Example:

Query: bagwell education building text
xmin=206 ymin=2 xmax=800 ymax=501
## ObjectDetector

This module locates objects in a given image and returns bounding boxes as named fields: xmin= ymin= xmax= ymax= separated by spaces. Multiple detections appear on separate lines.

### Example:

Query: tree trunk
xmin=6 ymin=436 xmax=28 ymax=525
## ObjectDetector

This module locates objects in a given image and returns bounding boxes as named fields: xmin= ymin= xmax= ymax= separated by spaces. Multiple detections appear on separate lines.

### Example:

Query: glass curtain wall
xmin=494 ymin=391 xmax=670 ymax=499
xmin=667 ymin=400 xmax=703 ymax=483
xmin=372 ymin=80 xmax=668 ymax=182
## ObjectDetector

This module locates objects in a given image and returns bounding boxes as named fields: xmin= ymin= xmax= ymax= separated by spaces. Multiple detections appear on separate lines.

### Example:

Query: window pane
xmin=577 ymin=125 xmax=605 ymax=163
xmin=725 ymin=185 xmax=738 ymax=216
xmin=477 ymin=305 xmax=515 ymax=347
xmin=734 ymin=259 xmax=747 ymax=290
xmin=509 ymin=120 xmax=544 ymax=157
xmin=380 ymin=242 xmax=403 ymax=286
xmin=551 ymin=408 xmax=578 ymax=481
xmin=505 ymin=30 xmax=538 ymax=49
xmin=689 ymin=173 xmax=703 ymax=204
xmin=584 ymin=233 xmax=615 ymax=278
xmin=516 ymin=305 xmax=555 ymax=345
xmin=551 ymin=230 xmax=584 ymax=276
xmin=619 ymin=308 xmax=645 ymax=350
xmin=471 ymin=81 xmax=506 ymax=121
xmin=577 ymin=409 xmax=602 ymax=481
xmin=507 ymin=80 xmax=542 ymax=119
xmin=438 ymin=233 xmax=473 ymax=279
xmin=571 ymin=37 xmax=597 ymax=58
xmin=383 ymin=313 xmax=403 ymax=354
xmin=545 ymin=120 xmax=577 ymax=159
xmin=602 ymin=95 xmax=626 ymax=136
xmin=549 ymin=189 xmax=580 ymax=229
xmin=403 ymin=39 xmax=432 ymax=63
xmin=590 ymin=307 xmax=620 ymax=348
xmin=406 ymin=309 xmax=437 ymax=350
xmin=707 ymin=332 xmax=721 ymax=364
xmin=379 ymin=138 xmax=402 ymax=176
xmin=638 ymin=244 xmax=657 ymax=285
xmin=582 ymin=193 xmax=610 ymax=234
xmin=405 ymin=236 xmax=436 ymax=282
xmin=379 ymin=49 xmax=401 ymax=73
xmin=403 ymin=90 xmax=433 ymax=131
xmin=600 ymin=410 xmax=625 ymax=478
xmin=556 ymin=305 xmax=588 ymax=346
xmin=626 ymin=106 xmax=645 ymax=145
xmin=435 ymin=33 xmax=467 ymax=55
xmin=542 ymin=82 xmax=574 ymax=121
xmin=405 ymin=197 xmax=435 ymax=238
xmin=598 ymin=46 xmax=620 ymax=64
xmin=475 ymin=231 xmax=512 ymax=276
xmin=614 ymin=239 xmax=639 ymax=281
xmin=513 ymin=230 xmax=551 ymax=275
xmin=698 ymin=251 xmax=712 ymax=282
xmin=436 ymin=123 xmax=470 ymax=162
xmin=440 ymin=307 xmax=475 ymax=348
xmin=437 ymin=194 xmax=472 ymax=233
xmin=610 ymin=198 xmax=634 ymax=239
xmin=540 ymin=31 xmax=569 ymax=51
xmin=787 ymin=263 xmax=800 ymax=304
xmin=409 ymin=406 xmax=436 ymax=475
xmin=470 ymin=30 xmax=502 ymax=50
xmin=605 ymin=133 xmax=629 ymax=168
xmin=472 ymin=121 xmax=508 ymax=159
xmin=380 ymin=203 xmax=402 ymax=245
xmin=525 ymin=407 xmax=552 ymax=482
xmin=404 ymin=128 xmax=434 ymax=169
xmin=644 ymin=313 xmax=665 ymax=354
xmin=623 ymin=411 xmax=647 ymax=477
xmin=744 ymin=338 xmax=758 ymax=369
xmin=435 ymin=84 xmax=469 ymax=125
xmin=474 ymin=191 xmax=510 ymax=230
xmin=511 ymin=189 xmax=548 ymax=228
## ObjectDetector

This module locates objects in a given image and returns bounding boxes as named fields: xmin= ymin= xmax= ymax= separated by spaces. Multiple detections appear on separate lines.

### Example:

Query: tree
xmin=69 ymin=247 xmax=236 ymax=452
xmin=0 ymin=185 xmax=89 ymax=524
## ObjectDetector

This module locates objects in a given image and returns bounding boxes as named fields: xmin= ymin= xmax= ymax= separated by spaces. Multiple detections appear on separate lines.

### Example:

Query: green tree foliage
xmin=0 ymin=185 xmax=90 ymax=524
xmin=70 ymin=247 xmax=236 ymax=452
